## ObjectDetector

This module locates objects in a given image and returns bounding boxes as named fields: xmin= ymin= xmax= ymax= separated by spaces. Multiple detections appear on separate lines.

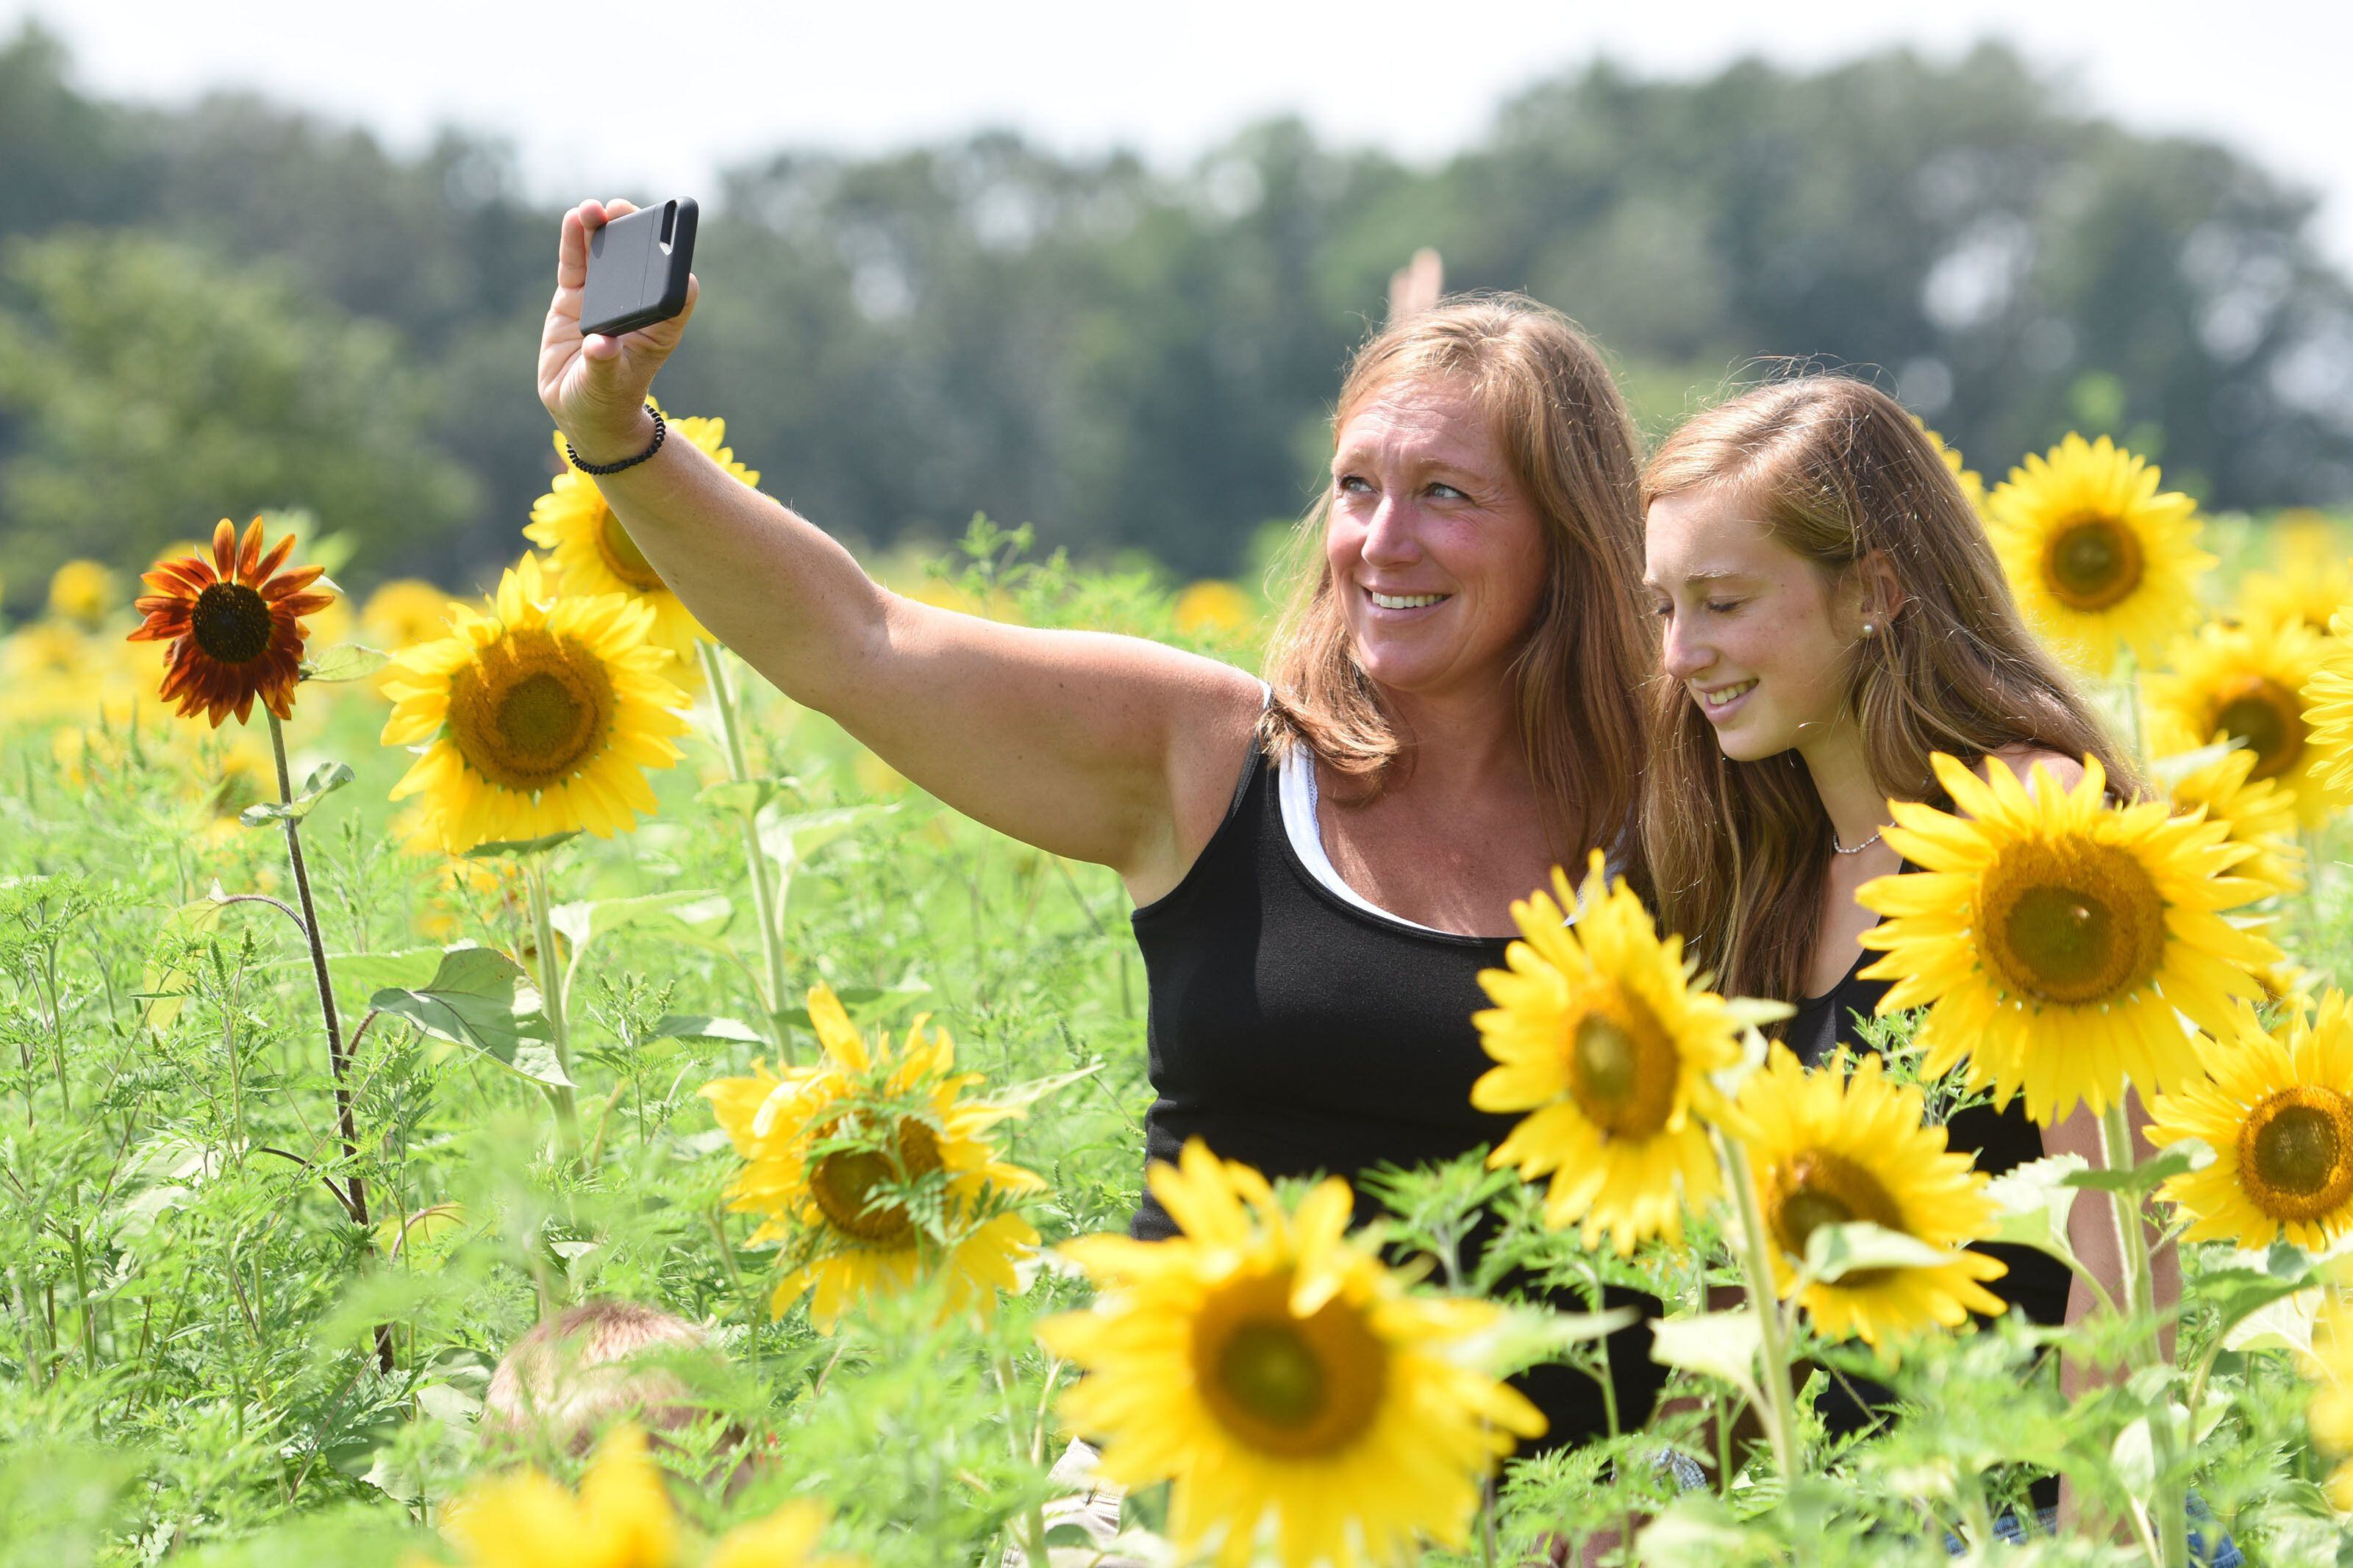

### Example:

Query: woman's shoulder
xmin=1965 ymin=746 xmax=2087 ymax=812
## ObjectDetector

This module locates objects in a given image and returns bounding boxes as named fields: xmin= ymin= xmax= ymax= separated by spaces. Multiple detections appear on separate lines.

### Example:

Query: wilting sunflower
xmin=1985 ymin=433 xmax=2212 ymax=673
xmin=2160 ymin=743 xmax=2304 ymax=898
xmin=1472 ymin=851 xmax=1790 ymax=1255
xmin=523 ymin=414 xmax=760 ymax=668
xmin=2149 ymin=616 xmax=2344 ymax=827
xmin=381 ymin=554 xmax=689 ymax=854
xmin=126 ymin=518 xmax=336 ymax=728
xmin=1038 ymin=1139 xmax=1546 ymax=1568
xmin=2237 ymin=557 xmax=2352 ymax=645
xmin=1728 ymin=1047 xmax=2007 ymax=1353
xmin=1915 ymin=420 xmax=1985 ymax=514
xmin=2305 ymin=615 xmax=2353 ymax=802
xmin=702 ymin=984 xmax=1041 ymax=1331
xmin=1858 ymin=753 xmax=2279 ymax=1124
xmin=2146 ymin=995 xmax=2353 ymax=1251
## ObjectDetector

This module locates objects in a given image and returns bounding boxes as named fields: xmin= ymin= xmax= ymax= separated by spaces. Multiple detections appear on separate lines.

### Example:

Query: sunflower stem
xmin=523 ymin=853 xmax=584 ymax=1166
xmin=2100 ymin=1098 xmax=2185 ymax=1568
xmin=698 ymin=640 xmax=790 ymax=1044
xmin=991 ymin=1350 xmax=1053 ymax=1568
xmin=1716 ymin=1125 xmax=1804 ymax=1486
xmin=266 ymin=712 xmax=394 ymax=1375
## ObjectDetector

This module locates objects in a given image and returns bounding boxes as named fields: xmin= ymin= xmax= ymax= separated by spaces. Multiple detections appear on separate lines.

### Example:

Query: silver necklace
xmin=1830 ymin=826 xmax=1884 ymax=856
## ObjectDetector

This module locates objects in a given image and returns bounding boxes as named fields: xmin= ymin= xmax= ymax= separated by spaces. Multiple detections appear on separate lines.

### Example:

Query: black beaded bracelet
xmin=565 ymin=405 xmax=666 ymax=475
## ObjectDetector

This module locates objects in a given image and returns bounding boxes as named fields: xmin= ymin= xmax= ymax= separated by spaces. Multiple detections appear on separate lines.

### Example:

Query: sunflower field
xmin=7 ymin=416 xmax=2353 ymax=1568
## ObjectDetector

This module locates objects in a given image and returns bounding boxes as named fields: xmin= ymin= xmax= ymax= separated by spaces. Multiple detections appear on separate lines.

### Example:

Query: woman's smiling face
xmin=1644 ymin=484 xmax=1863 ymax=761
xmin=1324 ymin=375 xmax=1549 ymax=700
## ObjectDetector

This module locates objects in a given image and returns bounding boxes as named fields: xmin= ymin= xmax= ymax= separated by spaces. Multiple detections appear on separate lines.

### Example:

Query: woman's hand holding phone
xmin=538 ymin=198 xmax=699 ymax=465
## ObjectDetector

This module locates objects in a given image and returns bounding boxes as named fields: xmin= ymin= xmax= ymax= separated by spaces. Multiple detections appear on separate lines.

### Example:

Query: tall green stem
xmin=2101 ymin=1100 xmax=2182 ymax=1568
xmin=1717 ymin=1128 xmax=1803 ymax=1483
xmin=524 ymin=855 xmax=582 ymax=1161
xmin=266 ymin=714 xmax=393 ymax=1373
xmin=698 ymin=641 xmax=790 ymax=1037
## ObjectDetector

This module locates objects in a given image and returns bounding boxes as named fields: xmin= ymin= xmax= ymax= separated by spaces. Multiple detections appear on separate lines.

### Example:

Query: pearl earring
xmin=1861 ymin=621 xmax=1877 ymax=637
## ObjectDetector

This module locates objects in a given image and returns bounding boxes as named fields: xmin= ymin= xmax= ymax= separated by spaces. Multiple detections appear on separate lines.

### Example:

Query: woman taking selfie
xmin=538 ymin=202 xmax=1666 ymax=1452
xmin=1638 ymin=375 xmax=2176 ymax=1525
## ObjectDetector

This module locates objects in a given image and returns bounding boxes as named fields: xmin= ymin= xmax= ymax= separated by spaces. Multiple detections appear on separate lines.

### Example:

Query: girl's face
xmin=1324 ymin=376 xmax=1550 ymax=701
xmin=1643 ymin=486 xmax=1866 ymax=762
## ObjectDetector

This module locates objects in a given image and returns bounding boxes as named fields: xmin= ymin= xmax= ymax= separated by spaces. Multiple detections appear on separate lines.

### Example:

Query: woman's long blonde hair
xmin=1261 ymin=295 xmax=1652 ymax=854
xmin=1639 ymin=375 xmax=2140 ymax=1006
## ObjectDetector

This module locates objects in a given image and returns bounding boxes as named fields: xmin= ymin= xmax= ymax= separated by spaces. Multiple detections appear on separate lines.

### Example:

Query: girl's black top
xmin=1126 ymin=742 xmax=1668 ymax=1453
xmin=1787 ymin=864 xmax=2073 ymax=1505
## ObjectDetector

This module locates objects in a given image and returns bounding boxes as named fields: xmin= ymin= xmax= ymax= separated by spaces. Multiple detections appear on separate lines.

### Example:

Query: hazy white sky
xmin=13 ymin=0 xmax=2351 ymax=269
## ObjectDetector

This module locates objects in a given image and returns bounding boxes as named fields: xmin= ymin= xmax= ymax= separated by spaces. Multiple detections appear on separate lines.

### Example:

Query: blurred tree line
xmin=2 ymin=21 xmax=2349 ymax=604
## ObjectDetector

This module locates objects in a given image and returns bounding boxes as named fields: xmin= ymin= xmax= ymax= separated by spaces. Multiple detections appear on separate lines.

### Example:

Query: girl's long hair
xmin=1639 ymin=375 xmax=2140 ymax=1007
xmin=1261 ymin=295 xmax=1652 ymax=856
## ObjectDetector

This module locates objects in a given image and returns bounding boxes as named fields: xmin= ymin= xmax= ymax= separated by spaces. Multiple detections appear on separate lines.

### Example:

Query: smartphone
xmin=580 ymin=198 xmax=699 ymax=339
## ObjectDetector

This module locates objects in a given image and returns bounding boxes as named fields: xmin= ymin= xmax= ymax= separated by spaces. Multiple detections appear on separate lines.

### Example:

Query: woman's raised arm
xmin=538 ymin=200 xmax=1263 ymax=900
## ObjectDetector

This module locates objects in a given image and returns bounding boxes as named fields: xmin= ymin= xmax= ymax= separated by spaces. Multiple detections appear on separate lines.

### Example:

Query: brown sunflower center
xmin=1768 ymin=1150 xmax=1908 ymax=1282
xmin=1566 ymin=994 xmax=1679 ymax=1140
xmin=1978 ymin=839 xmax=2167 ymax=1007
xmin=446 ymin=628 xmax=617 ymax=792
xmin=2238 ymin=1086 xmax=2353 ymax=1223
xmin=807 ymin=1118 xmax=943 ymax=1247
xmin=595 ymin=507 xmax=667 ymax=593
xmin=2041 ymin=515 xmax=2145 ymax=612
xmin=189 ymin=581 xmax=277 ymax=665
xmin=1192 ymin=1268 xmax=1388 ymax=1458
xmin=2210 ymin=675 xmax=2306 ymax=781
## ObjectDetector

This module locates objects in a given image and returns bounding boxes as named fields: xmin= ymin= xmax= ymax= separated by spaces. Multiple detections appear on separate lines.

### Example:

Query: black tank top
xmin=1128 ymin=742 xmax=1667 ymax=1453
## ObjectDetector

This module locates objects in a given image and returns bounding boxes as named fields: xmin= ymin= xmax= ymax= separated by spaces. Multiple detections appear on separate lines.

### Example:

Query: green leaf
xmin=1460 ymin=1300 xmax=1642 ymax=1379
xmin=299 ymin=644 xmax=390 ymax=683
xmin=238 ymin=761 xmax=354 ymax=827
xmin=326 ymin=947 xmax=445 ymax=998
xmin=1802 ymin=1220 xmax=1963 ymax=1284
xmin=368 ymin=944 xmax=560 ymax=1084
xmin=1649 ymin=1309 xmax=1765 ymax=1410
xmin=987 ymin=1064 xmax=1101 ymax=1114
xmin=649 ymin=1014 xmax=765 ymax=1044
xmin=463 ymin=831 xmax=579 ymax=859
xmin=696 ymin=777 xmax=793 ymax=816
xmin=776 ymin=981 xmax=932 ymax=1030
xmin=140 ymin=882 xmax=232 ymax=1032
xmin=755 ymin=802 xmax=894 ymax=874
xmin=2060 ymin=1140 xmax=2212 ymax=1195
xmin=2222 ymin=1286 xmax=2324 ymax=1356
xmin=1982 ymin=1153 xmax=2089 ymax=1267
xmin=548 ymin=889 xmax=729 ymax=957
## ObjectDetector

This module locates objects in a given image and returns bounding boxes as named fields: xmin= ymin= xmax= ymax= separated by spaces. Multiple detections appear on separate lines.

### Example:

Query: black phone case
xmin=580 ymin=198 xmax=699 ymax=338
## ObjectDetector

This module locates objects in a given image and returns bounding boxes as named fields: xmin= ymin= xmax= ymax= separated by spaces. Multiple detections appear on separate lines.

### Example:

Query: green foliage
xmin=0 ymin=229 xmax=476 ymax=597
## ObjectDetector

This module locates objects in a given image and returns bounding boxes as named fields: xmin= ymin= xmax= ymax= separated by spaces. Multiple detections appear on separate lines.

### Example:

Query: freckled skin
xmin=1325 ymin=379 xmax=1549 ymax=707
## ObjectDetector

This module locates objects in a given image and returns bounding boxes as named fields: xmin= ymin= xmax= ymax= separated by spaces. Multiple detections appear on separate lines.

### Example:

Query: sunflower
xmin=2146 ymin=995 xmax=2353 ymax=1251
xmin=1172 ymin=579 xmax=1254 ymax=637
xmin=1471 ymin=851 xmax=1790 ymax=1255
xmin=2305 ymin=615 xmax=2353 ymax=803
xmin=2149 ymin=616 xmax=2343 ymax=827
xmin=1038 ymin=1139 xmax=1546 ymax=1568
xmin=2272 ymin=509 xmax=2345 ymax=571
xmin=524 ymin=414 xmax=760 ymax=669
xmin=1915 ymin=420 xmax=1985 ymax=514
xmin=126 ymin=518 xmax=336 ymax=728
xmin=1985 ymin=433 xmax=2213 ymax=673
xmin=2160 ymin=742 xmax=2304 ymax=898
xmin=2309 ymin=1289 xmax=2353 ymax=1511
xmin=2237 ymin=557 xmax=2352 ymax=645
xmin=1857 ymin=753 xmax=2280 ymax=1124
xmin=701 ymin=985 xmax=1042 ymax=1331
xmin=363 ymin=578 xmax=459 ymax=650
xmin=433 ymin=1423 xmax=676 ymax=1568
xmin=1728 ymin=1046 xmax=2007 ymax=1353
xmin=49 ymin=559 xmax=120 ymax=625
xmin=380 ymin=554 xmax=689 ymax=854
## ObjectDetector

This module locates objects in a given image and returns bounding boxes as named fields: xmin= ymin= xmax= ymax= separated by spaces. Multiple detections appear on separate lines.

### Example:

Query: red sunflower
xmin=128 ymin=518 xmax=335 ymax=726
